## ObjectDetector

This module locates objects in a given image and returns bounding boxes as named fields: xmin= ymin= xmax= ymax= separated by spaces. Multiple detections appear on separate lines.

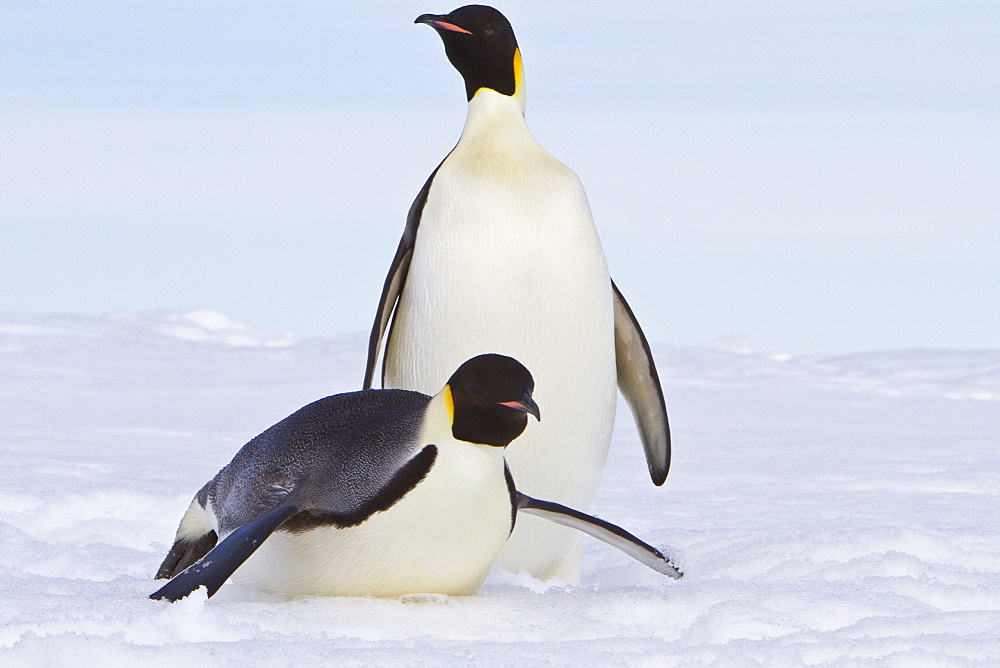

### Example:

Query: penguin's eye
xmin=462 ymin=380 xmax=482 ymax=396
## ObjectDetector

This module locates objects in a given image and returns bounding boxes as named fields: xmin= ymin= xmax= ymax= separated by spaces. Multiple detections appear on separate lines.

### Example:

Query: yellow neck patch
xmin=513 ymin=48 xmax=525 ymax=101
xmin=443 ymin=384 xmax=455 ymax=422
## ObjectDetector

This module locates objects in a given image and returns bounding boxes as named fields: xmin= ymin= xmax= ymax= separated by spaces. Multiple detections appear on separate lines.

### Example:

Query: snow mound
xmin=658 ymin=343 xmax=1000 ymax=401
xmin=107 ymin=309 xmax=297 ymax=347
xmin=0 ymin=310 xmax=296 ymax=350
xmin=704 ymin=334 xmax=754 ymax=355
xmin=806 ymin=349 xmax=1000 ymax=400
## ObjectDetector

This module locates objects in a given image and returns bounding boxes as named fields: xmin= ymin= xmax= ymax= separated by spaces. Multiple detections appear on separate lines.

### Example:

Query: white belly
xmin=384 ymin=139 xmax=617 ymax=581
xmin=231 ymin=440 xmax=512 ymax=597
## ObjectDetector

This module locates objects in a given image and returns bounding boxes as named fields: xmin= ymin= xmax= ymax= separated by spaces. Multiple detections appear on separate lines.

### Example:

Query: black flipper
xmin=504 ymin=463 xmax=518 ymax=534
xmin=612 ymin=280 xmax=671 ymax=486
xmin=516 ymin=492 xmax=682 ymax=579
xmin=363 ymin=241 xmax=412 ymax=390
xmin=149 ymin=504 xmax=299 ymax=602
xmin=363 ymin=164 xmax=442 ymax=389
xmin=155 ymin=530 xmax=218 ymax=580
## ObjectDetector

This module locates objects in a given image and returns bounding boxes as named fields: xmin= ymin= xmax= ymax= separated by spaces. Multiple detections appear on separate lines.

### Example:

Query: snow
xmin=1 ymin=310 xmax=997 ymax=665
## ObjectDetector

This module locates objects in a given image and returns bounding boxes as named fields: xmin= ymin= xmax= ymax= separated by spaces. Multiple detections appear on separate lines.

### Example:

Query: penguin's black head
xmin=447 ymin=353 xmax=540 ymax=448
xmin=416 ymin=5 xmax=520 ymax=101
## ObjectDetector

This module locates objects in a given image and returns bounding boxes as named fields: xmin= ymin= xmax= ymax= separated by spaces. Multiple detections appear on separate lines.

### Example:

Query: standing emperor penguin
xmin=365 ymin=5 xmax=670 ymax=582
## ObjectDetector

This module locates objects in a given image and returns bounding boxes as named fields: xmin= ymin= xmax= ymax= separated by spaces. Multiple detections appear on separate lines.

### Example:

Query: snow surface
xmin=1 ymin=310 xmax=997 ymax=665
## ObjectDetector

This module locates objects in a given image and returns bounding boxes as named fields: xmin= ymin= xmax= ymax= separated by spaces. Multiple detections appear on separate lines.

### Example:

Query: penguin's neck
xmin=456 ymin=88 xmax=537 ymax=154
xmin=420 ymin=387 xmax=457 ymax=447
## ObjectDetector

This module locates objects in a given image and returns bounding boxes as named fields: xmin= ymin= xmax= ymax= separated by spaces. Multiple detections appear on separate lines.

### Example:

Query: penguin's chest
xmin=388 ymin=146 xmax=615 ymax=394
xmin=420 ymin=150 xmax=603 ymax=296
xmin=232 ymin=443 xmax=512 ymax=597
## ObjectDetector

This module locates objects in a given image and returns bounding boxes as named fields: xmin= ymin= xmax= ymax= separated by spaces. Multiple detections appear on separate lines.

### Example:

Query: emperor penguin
xmin=364 ymin=5 xmax=671 ymax=582
xmin=151 ymin=354 xmax=681 ymax=602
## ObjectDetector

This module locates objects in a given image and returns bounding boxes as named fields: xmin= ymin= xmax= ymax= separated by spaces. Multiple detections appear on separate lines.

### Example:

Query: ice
xmin=0 ymin=311 xmax=997 ymax=664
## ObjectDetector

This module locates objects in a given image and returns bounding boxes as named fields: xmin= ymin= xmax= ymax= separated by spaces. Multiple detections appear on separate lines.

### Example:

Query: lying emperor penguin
xmin=151 ymin=354 xmax=681 ymax=602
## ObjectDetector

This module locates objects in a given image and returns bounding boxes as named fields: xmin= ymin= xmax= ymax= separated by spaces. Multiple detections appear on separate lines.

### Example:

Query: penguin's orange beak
xmin=499 ymin=394 xmax=541 ymax=421
xmin=415 ymin=14 xmax=473 ymax=34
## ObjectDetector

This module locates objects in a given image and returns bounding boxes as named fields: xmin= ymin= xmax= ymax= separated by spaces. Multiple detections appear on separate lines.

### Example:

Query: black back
xmin=206 ymin=389 xmax=432 ymax=534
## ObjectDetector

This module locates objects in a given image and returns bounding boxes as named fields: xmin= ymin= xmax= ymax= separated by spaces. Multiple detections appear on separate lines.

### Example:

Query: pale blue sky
xmin=2 ymin=1 xmax=997 ymax=353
